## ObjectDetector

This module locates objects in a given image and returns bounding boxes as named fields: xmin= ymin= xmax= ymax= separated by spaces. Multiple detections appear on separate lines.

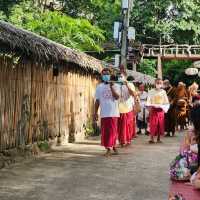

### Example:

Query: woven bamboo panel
xmin=0 ymin=57 xmax=98 ymax=151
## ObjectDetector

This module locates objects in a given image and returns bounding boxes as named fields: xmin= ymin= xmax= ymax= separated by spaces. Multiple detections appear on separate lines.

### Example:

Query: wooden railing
xmin=142 ymin=44 xmax=200 ymax=58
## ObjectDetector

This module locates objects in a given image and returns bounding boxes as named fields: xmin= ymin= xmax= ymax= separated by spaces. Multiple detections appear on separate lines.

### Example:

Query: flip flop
xmin=104 ymin=150 xmax=112 ymax=157
xmin=148 ymin=140 xmax=155 ymax=144
xmin=113 ymin=148 xmax=119 ymax=155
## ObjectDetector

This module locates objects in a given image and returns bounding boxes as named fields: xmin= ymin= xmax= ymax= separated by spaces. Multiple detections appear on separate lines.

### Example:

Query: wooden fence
xmin=0 ymin=56 xmax=98 ymax=151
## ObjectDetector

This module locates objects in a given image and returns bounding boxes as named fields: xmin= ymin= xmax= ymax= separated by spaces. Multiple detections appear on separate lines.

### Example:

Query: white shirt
xmin=139 ymin=91 xmax=148 ymax=107
xmin=95 ymin=83 xmax=120 ymax=118
xmin=138 ymin=91 xmax=149 ymax=121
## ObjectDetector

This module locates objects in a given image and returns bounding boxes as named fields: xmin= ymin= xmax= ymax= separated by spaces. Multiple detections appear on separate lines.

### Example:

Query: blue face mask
xmin=102 ymin=75 xmax=110 ymax=82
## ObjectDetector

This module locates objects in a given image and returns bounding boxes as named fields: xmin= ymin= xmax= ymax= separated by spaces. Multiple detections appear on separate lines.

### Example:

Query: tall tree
xmin=130 ymin=0 xmax=200 ymax=45
xmin=57 ymin=0 xmax=121 ymax=39
xmin=5 ymin=1 xmax=105 ymax=52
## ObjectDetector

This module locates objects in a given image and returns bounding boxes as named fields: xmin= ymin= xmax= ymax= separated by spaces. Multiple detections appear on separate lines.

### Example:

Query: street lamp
xmin=122 ymin=0 xmax=129 ymax=9
xmin=113 ymin=22 xmax=120 ymax=40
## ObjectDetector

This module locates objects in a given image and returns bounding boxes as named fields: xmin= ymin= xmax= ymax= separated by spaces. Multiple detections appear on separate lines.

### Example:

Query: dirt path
xmin=0 ymin=135 xmax=180 ymax=200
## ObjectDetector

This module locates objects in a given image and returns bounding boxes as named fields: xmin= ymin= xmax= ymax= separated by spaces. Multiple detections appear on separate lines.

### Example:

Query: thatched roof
xmin=126 ymin=70 xmax=155 ymax=85
xmin=0 ymin=20 xmax=103 ymax=72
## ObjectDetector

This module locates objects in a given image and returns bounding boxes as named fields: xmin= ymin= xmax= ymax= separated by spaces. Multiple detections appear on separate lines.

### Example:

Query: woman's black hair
xmin=110 ymin=75 xmax=118 ymax=81
xmin=127 ymin=76 xmax=134 ymax=81
xmin=191 ymin=106 xmax=200 ymax=167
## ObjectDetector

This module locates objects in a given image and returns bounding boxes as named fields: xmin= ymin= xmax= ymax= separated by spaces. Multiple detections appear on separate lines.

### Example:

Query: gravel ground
xmin=0 ymin=135 xmax=180 ymax=200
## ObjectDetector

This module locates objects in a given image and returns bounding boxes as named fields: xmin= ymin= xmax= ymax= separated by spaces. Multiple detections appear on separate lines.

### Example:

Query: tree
xmin=137 ymin=59 xmax=157 ymax=77
xmin=0 ymin=0 xmax=22 ymax=17
xmin=130 ymin=0 xmax=200 ymax=45
xmin=57 ymin=0 xmax=121 ymax=39
xmin=162 ymin=60 xmax=197 ymax=85
xmin=4 ymin=1 xmax=105 ymax=52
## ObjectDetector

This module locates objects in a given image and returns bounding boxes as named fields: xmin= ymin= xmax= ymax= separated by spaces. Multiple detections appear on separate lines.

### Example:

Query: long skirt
xmin=101 ymin=117 xmax=118 ymax=148
xmin=118 ymin=111 xmax=134 ymax=145
xmin=129 ymin=111 xmax=136 ymax=139
xmin=165 ymin=105 xmax=176 ymax=133
xmin=149 ymin=108 xmax=165 ymax=137
xmin=127 ymin=111 xmax=136 ymax=139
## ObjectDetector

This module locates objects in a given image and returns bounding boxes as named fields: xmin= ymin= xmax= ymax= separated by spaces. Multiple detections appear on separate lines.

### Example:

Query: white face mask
xmin=156 ymin=84 xmax=162 ymax=89
xmin=118 ymin=75 xmax=125 ymax=83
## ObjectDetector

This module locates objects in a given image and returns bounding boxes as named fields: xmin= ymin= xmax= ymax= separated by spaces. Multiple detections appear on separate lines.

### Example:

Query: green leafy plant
xmin=37 ymin=141 xmax=49 ymax=152
xmin=163 ymin=60 xmax=196 ymax=85
xmin=3 ymin=1 xmax=105 ymax=52
xmin=137 ymin=59 xmax=157 ymax=77
xmin=83 ymin=120 xmax=100 ymax=137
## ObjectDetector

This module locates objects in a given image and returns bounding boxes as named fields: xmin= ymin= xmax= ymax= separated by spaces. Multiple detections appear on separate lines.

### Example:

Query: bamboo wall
xmin=0 ymin=56 xmax=98 ymax=151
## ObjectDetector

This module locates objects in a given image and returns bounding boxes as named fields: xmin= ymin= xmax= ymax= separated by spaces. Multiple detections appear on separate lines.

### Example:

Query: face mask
xmin=118 ymin=76 xmax=125 ymax=83
xmin=156 ymin=84 xmax=162 ymax=89
xmin=102 ymin=75 xmax=110 ymax=82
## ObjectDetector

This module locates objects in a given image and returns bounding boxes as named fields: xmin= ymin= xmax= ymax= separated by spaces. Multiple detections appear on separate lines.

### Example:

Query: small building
xmin=0 ymin=21 xmax=102 ymax=151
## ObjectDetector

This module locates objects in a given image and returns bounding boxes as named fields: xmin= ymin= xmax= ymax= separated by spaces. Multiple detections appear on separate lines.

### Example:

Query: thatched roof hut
xmin=0 ymin=20 xmax=103 ymax=72
xmin=126 ymin=70 xmax=156 ymax=85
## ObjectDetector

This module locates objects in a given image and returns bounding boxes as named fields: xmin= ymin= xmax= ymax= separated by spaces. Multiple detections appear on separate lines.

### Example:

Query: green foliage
xmin=83 ymin=120 xmax=100 ymax=137
xmin=162 ymin=60 xmax=198 ymax=86
xmin=0 ymin=0 xmax=22 ymax=17
xmin=131 ymin=0 xmax=200 ymax=45
xmin=137 ymin=59 xmax=157 ymax=77
xmin=2 ymin=1 xmax=105 ymax=52
xmin=58 ymin=0 xmax=121 ymax=39
xmin=0 ymin=10 xmax=6 ymax=20
xmin=37 ymin=141 xmax=49 ymax=152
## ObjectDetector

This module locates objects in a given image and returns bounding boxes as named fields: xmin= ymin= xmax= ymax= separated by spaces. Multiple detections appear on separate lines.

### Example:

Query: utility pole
xmin=157 ymin=35 xmax=163 ymax=79
xmin=120 ymin=0 xmax=132 ymax=69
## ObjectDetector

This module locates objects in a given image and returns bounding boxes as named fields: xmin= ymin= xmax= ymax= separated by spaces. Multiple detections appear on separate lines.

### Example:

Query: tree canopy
xmin=0 ymin=1 xmax=105 ymax=52
xmin=57 ymin=0 xmax=121 ymax=39
xmin=131 ymin=0 xmax=200 ymax=45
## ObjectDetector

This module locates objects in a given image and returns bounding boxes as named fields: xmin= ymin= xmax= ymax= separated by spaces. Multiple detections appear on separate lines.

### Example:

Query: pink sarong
xmin=101 ymin=117 xmax=118 ymax=148
xmin=149 ymin=108 xmax=164 ymax=136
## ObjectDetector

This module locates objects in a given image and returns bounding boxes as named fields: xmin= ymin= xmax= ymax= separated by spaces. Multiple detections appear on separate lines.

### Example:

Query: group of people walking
xmin=94 ymin=67 xmax=172 ymax=156
xmin=94 ymin=68 xmax=137 ymax=156
xmin=94 ymin=67 xmax=200 ymax=196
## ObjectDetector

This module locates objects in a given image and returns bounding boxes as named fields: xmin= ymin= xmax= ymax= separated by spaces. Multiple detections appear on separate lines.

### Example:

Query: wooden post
xmin=157 ymin=55 xmax=162 ymax=79
xmin=132 ymin=60 xmax=137 ymax=71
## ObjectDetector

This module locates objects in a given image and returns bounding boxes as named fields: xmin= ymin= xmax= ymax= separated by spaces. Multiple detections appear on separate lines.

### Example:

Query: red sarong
xmin=130 ymin=111 xmax=136 ymax=139
xmin=118 ymin=113 xmax=129 ymax=145
xmin=126 ymin=110 xmax=136 ymax=139
xmin=149 ymin=108 xmax=164 ymax=136
xmin=118 ymin=111 xmax=134 ymax=145
xmin=101 ymin=117 xmax=118 ymax=148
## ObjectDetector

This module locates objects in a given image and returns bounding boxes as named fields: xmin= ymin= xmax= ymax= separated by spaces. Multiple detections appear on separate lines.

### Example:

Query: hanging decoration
xmin=185 ymin=68 xmax=198 ymax=76
xmin=193 ymin=61 xmax=200 ymax=68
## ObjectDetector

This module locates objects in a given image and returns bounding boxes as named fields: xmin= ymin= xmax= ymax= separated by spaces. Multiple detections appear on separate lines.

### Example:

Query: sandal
xmin=104 ymin=149 xmax=112 ymax=157
xmin=148 ymin=140 xmax=155 ymax=144
xmin=113 ymin=147 xmax=119 ymax=155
